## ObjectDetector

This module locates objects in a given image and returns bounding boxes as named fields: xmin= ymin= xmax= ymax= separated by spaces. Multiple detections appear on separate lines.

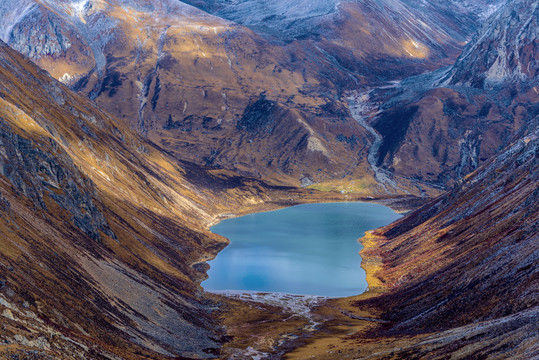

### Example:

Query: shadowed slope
xmin=349 ymin=120 xmax=539 ymax=358
xmin=0 ymin=39 xmax=308 ymax=359
xmin=0 ymin=0 xmax=492 ymax=190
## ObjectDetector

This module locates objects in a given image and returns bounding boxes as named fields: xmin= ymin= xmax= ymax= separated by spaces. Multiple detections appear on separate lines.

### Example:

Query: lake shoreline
xmin=207 ymin=194 xmax=425 ymax=229
xmin=203 ymin=202 xmax=401 ymax=297
xmin=203 ymin=193 xmax=424 ymax=358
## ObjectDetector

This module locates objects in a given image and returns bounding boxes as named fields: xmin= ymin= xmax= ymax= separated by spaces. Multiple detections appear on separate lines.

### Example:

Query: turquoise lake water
xmin=202 ymin=202 xmax=401 ymax=297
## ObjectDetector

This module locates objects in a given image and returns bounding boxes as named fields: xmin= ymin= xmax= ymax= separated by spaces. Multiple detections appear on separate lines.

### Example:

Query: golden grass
xmin=307 ymin=177 xmax=378 ymax=194
xmin=401 ymin=39 xmax=430 ymax=59
xmin=358 ymin=231 xmax=387 ymax=289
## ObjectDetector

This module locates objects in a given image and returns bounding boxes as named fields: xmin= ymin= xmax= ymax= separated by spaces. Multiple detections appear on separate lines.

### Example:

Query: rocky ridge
xmin=440 ymin=0 xmax=538 ymax=88
xmin=359 ymin=0 xmax=538 ymax=189
xmin=0 ymin=39 xmax=319 ymax=359
xmin=0 ymin=0 xmax=493 ymax=192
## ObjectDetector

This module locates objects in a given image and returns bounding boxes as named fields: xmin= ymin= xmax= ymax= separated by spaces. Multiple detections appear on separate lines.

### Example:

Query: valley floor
xmin=199 ymin=195 xmax=425 ymax=359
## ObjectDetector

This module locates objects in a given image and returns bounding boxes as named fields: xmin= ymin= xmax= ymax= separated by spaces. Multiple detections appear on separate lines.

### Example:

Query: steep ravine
xmin=346 ymin=91 xmax=395 ymax=191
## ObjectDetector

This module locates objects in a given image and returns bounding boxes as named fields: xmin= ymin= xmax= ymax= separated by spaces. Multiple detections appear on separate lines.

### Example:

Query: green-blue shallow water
xmin=202 ymin=202 xmax=401 ymax=297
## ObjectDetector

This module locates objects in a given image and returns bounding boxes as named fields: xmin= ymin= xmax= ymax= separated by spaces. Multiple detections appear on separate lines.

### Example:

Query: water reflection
xmin=202 ymin=202 xmax=401 ymax=297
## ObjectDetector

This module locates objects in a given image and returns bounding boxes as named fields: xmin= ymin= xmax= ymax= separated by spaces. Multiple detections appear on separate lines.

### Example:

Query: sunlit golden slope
xmin=1 ymin=0 xmax=485 ymax=192
xmin=0 ymin=39 xmax=318 ymax=359
xmin=0 ymin=39 xmax=221 ymax=358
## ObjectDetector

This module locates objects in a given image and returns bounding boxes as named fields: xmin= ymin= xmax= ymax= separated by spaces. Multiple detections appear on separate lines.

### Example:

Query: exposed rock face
xmin=442 ymin=0 xmax=538 ymax=88
xmin=0 ymin=39 xmax=299 ymax=359
xmin=8 ymin=9 xmax=72 ymax=58
xmin=236 ymin=95 xmax=278 ymax=133
xmin=0 ymin=0 xmax=491 ymax=191
xmin=365 ymin=0 xmax=538 ymax=189
xmin=352 ymin=121 xmax=539 ymax=357
xmin=0 ymin=122 xmax=114 ymax=241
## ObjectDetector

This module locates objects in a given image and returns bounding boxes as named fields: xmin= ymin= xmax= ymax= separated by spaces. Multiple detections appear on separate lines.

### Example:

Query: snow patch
xmin=59 ymin=72 xmax=75 ymax=84
xmin=71 ymin=0 xmax=89 ymax=18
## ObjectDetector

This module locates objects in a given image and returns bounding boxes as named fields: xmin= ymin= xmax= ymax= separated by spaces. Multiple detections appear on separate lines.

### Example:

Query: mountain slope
xmin=283 ymin=118 xmax=538 ymax=360
xmin=0 ymin=0 xmax=491 ymax=191
xmin=0 ymin=38 xmax=217 ymax=359
xmin=0 ymin=39 xmax=306 ymax=359
xmin=0 ymin=0 xmax=371 ymax=187
xmin=364 ymin=0 xmax=538 ymax=189
xmin=440 ymin=0 xmax=538 ymax=88
xmin=354 ymin=121 xmax=539 ymax=357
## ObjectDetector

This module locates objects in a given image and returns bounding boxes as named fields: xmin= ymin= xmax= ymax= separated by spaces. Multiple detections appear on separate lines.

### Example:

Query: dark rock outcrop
xmin=8 ymin=10 xmax=72 ymax=59
xmin=368 ymin=0 xmax=538 ymax=189
xmin=0 ymin=122 xmax=113 ymax=241
xmin=237 ymin=95 xmax=278 ymax=133
xmin=442 ymin=0 xmax=538 ymax=89
xmin=353 ymin=120 xmax=539 ymax=357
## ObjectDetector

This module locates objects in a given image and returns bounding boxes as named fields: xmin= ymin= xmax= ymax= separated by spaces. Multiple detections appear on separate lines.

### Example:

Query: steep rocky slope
xmin=355 ymin=120 xmax=539 ymax=358
xmin=0 ymin=39 xmax=316 ymax=359
xmin=363 ymin=0 xmax=538 ymax=189
xmin=0 ymin=0 xmax=490 ymax=191
xmin=0 ymin=0 xmax=370 ymax=187
xmin=440 ymin=0 xmax=538 ymax=88
xmin=280 ymin=118 xmax=538 ymax=360
xmin=0 ymin=1 xmax=537 ymax=358
xmin=183 ymin=0 xmax=482 ymax=73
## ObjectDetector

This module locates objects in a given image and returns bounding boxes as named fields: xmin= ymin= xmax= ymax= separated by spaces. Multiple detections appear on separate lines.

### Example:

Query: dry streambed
xmin=208 ymin=289 xmax=391 ymax=359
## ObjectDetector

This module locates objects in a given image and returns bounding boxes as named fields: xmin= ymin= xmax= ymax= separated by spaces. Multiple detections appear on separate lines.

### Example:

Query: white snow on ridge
xmin=71 ymin=0 xmax=89 ymax=20
xmin=213 ymin=0 xmax=339 ymax=36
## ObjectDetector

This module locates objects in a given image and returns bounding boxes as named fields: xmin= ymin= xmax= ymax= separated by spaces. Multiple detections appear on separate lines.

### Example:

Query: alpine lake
xmin=202 ymin=202 xmax=401 ymax=297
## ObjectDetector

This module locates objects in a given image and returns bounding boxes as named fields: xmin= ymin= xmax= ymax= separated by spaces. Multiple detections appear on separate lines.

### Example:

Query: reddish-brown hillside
xmin=0 ymin=0 xmax=488 ymax=191
xmin=0 ymin=39 xmax=315 ymax=359
xmin=351 ymin=122 xmax=539 ymax=358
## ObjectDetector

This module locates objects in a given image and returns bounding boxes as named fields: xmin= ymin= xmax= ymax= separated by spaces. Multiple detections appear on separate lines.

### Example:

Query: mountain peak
xmin=441 ymin=0 xmax=538 ymax=88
